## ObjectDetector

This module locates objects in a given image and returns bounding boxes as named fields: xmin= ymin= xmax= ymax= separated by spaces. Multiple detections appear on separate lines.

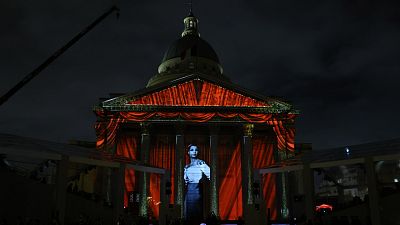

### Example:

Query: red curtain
xmin=128 ymin=80 xmax=269 ymax=107
xmin=96 ymin=113 xmax=295 ymax=153
xmin=116 ymin=133 xmax=139 ymax=207
xmin=218 ymin=137 xmax=242 ymax=220
xmin=252 ymin=135 xmax=277 ymax=220
xmin=95 ymin=117 xmax=125 ymax=150
xmin=272 ymin=120 xmax=295 ymax=152
xmin=148 ymin=135 xmax=175 ymax=219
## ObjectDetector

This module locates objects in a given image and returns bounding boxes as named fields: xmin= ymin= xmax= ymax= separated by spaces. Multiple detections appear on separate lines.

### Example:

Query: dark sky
xmin=1 ymin=0 xmax=400 ymax=150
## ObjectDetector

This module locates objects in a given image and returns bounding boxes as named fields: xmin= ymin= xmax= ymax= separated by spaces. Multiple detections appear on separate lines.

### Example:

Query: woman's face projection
xmin=188 ymin=145 xmax=199 ymax=158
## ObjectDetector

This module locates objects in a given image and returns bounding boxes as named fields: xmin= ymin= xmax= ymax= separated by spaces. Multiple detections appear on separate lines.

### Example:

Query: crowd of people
xmin=0 ymin=212 xmax=61 ymax=225
xmin=281 ymin=214 xmax=367 ymax=225
xmin=0 ymin=214 xmax=369 ymax=225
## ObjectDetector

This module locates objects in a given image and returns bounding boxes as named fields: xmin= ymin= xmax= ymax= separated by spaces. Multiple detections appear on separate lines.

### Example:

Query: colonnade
xmin=136 ymin=122 xmax=258 ymax=222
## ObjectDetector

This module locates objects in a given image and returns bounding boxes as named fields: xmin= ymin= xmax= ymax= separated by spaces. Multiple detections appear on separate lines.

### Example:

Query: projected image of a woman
xmin=184 ymin=144 xmax=210 ymax=220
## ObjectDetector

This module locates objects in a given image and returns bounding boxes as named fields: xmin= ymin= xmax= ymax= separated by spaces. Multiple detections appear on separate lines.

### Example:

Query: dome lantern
xmin=181 ymin=12 xmax=200 ymax=37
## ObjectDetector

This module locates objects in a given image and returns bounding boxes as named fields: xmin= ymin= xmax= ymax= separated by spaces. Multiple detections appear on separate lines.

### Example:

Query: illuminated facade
xmin=94 ymin=11 xmax=297 ymax=224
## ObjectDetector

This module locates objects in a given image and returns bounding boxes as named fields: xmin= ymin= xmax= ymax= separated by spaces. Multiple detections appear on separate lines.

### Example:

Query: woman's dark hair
xmin=187 ymin=144 xmax=199 ymax=151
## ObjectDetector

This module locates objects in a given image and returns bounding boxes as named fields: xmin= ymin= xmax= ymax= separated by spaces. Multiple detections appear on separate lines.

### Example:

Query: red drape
xmin=148 ymin=135 xmax=175 ymax=219
xmin=253 ymin=135 xmax=277 ymax=220
xmin=128 ymin=80 xmax=269 ymax=107
xmin=95 ymin=117 xmax=125 ymax=150
xmin=116 ymin=133 xmax=139 ymax=208
xmin=96 ymin=112 xmax=295 ymax=154
xmin=218 ymin=138 xmax=242 ymax=220
xmin=272 ymin=120 xmax=295 ymax=152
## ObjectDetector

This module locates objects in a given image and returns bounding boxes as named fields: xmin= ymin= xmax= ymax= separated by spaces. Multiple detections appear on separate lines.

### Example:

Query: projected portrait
xmin=184 ymin=144 xmax=210 ymax=220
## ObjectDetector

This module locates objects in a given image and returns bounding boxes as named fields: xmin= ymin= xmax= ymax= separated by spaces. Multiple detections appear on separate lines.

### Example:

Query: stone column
xmin=303 ymin=163 xmax=315 ymax=221
xmin=209 ymin=125 xmax=219 ymax=216
xmin=54 ymin=155 xmax=69 ymax=225
xmin=104 ymin=168 xmax=112 ymax=206
xmin=174 ymin=124 xmax=185 ymax=218
xmin=277 ymin=123 xmax=292 ymax=219
xmin=112 ymin=163 xmax=125 ymax=224
xmin=159 ymin=170 xmax=171 ymax=225
xmin=365 ymin=157 xmax=381 ymax=225
xmin=278 ymin=151 xmax=289 ymax=219
xmin=139 ymin=123 xmax=151 ymax=217
xmin=242 ymin=124 xmax=254 ymax=219
xmin=253 ymin=169 xmax=267 ymax=225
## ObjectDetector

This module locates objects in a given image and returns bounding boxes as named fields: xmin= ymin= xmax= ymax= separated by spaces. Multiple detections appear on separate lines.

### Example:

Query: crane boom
xmin=0 ymin=6 xmax=119 ymax=106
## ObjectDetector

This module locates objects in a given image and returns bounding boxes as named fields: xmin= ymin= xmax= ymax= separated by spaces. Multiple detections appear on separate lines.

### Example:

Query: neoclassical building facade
xmin=94 ymin=11 xmax=297 ymax=224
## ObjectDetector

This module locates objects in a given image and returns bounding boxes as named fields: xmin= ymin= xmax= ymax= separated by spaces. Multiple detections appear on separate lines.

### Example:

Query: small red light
xmin=315 ymin=204 xmax=333 ymax=212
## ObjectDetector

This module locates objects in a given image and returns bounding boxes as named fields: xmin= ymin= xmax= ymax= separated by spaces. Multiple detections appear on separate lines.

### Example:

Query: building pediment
xmin=97 ymin=73 xmax=297 ymax=114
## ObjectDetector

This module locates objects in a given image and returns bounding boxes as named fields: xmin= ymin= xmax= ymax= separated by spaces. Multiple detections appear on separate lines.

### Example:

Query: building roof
xmin=263 ymin=138 xmax=400 ymax=172
xmin=0 ymin=133 xmax=105 ymax=161
xmin=303 ymin=137 xmax=400 ymax=164
xmin=0 ymin=133 xmax=166 ymax=174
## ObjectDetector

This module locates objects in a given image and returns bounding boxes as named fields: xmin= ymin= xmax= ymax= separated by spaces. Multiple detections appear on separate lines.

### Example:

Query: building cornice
xmin=94 ymin=104 xmax=299 ymax=114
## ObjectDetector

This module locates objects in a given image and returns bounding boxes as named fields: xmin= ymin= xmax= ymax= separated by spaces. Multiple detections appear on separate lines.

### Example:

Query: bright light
xmin=394 ymin=178 xmax=399 ymax=183
xmin=345 ymin=147 xmax=350 ymax=154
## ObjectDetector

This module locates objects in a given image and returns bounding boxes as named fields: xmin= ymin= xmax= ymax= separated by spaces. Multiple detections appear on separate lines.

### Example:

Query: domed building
xmin=94 ymin=10 xmax=297 ymax=225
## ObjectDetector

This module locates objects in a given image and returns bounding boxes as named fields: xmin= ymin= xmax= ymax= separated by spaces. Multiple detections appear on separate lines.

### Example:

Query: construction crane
xmin=0 ymin=6 xmax=120 ymax=106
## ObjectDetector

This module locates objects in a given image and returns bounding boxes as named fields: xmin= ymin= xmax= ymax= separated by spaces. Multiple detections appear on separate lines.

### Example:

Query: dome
xmin=146 ymin=12 xmax=229 ymax=87
xmin=161 ymin=35 xmax=220 ymax=63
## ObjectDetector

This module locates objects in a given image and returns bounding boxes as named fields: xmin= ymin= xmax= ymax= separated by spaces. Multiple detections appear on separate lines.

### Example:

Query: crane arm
xmin=0 ymin=5 xmax=119 ymax=106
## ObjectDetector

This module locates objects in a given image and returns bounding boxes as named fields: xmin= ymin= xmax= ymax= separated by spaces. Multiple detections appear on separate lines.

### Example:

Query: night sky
xmin=1 ymin=0 xmax=400 ymax=150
